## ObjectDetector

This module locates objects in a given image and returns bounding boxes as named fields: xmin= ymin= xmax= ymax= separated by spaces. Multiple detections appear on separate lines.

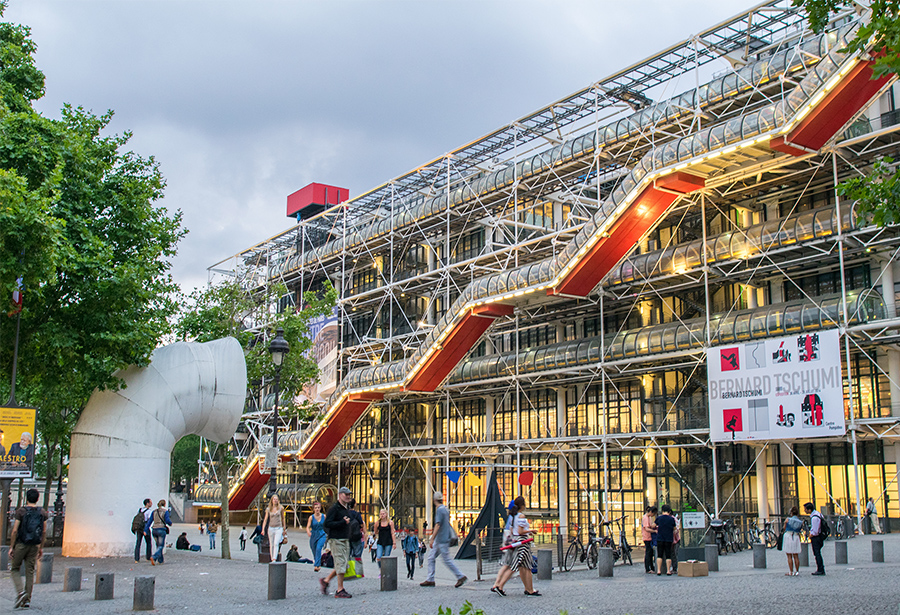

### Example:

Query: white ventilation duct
xmin=62 ymin=338 xmax=246 ymax=557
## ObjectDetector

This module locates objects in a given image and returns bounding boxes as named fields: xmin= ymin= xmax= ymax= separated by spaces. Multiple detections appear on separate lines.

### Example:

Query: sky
xmin=6 ymin=0 xmax=754 ymax=293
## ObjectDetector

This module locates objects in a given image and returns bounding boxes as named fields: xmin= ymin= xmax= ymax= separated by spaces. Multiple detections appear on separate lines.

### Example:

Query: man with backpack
xmin=10 ymin=488 xmax=48 ymax=609
xmin=804 ymin=502 xmax=829 ymax=576
xmin=319 ymin=486 xmax=354 ymax=599
xmin=132 ymin=498 xmax=154 ymax=563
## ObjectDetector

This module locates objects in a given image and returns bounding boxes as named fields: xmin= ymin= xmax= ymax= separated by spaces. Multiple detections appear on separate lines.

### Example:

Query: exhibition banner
xmin=0 ymin=405 xmax=37 ymax=478
xmin=707 ymin=328 xmax=845 ymax=442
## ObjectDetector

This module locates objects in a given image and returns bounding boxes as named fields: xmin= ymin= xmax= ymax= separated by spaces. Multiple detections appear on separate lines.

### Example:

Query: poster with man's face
xmin=0 ymin=406 xmax=37 ymax=478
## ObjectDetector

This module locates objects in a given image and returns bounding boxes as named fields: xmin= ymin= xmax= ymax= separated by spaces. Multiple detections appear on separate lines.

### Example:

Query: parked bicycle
xmin=747 ymin=519 xmax=778 ymax=549
xmin=563 ymin=523 xmax=602 ymax=571
xmin=599 ymin=514 xmax=633 ymax=565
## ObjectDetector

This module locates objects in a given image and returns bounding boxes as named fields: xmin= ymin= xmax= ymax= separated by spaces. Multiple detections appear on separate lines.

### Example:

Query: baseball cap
xmin=339 ymin=486 xmax=353 ymax=495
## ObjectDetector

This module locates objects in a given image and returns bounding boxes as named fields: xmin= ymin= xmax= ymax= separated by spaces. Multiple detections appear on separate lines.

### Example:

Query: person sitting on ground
xmin=286 ymin=544 xmax=301 ymax=562
xmin=176 ymin=532 xmax=191 ymax=550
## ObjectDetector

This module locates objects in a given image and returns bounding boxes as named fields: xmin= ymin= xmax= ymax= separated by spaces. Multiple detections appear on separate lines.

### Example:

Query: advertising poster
xmin=303 ymin=306 xmax=339 ymax=404
xmin=0 ymin=406 xmax=37 ymax=478
xmin=707 ymin=328 xmax=845 ymax=442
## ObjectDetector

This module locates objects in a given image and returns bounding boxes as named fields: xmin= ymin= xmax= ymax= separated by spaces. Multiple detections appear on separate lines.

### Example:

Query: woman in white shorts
xmin=782 ymin=506 xmax=803 ymax=576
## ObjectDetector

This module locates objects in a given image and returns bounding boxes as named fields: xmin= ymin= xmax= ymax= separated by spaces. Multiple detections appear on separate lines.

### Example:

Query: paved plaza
xmin=4 ymin=526 xmax=900 ymax=614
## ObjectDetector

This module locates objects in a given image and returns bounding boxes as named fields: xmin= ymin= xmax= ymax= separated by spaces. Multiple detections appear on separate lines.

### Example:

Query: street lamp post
xmin=267 ymin=327 xmax=290 ymax=498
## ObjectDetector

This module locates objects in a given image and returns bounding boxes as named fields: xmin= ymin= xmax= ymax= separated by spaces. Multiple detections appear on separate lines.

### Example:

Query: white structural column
xmin=556 ymin=387 xmax=568 ymax=533
xmin=63 ymin=338 xmax=247 ymax=557
xmin=756 ymin=445 xmax=769 ymax=521
xmin=745 ymin=284 xmax=758 ymax=309
xmin=882 ymin=257 xmax=896 ymax=319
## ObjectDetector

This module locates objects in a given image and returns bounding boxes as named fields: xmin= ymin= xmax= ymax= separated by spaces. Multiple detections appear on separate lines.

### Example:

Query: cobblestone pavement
xmin=4 ymin=527 xmax=899 ymax=614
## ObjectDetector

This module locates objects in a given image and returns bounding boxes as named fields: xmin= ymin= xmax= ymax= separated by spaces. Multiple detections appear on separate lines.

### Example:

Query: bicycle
xmin=599 ymin=515 xmax=634 ymax=566
xmin=563 ymin=524 xmax=601 ymax=571
xmin=747 ymin=519 xmax=778 ymax=549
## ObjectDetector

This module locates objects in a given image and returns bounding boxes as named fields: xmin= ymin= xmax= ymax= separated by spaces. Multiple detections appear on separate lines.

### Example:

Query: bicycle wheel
xmin=564 ymin=541 xmax=580 ymax=572
xmin=587 ymin=542 xmax=599 ymax=569
xmin=836 ymin=518 xmax=846 ymax=540
xmin=764 ymin=529 xmax=778 ymax=549
xmin=622 ymin=539 xmax=633 ymax=565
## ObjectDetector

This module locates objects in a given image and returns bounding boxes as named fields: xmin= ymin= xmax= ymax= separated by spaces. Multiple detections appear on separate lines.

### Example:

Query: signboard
xmin=0 ymin=406 xmax=37 ymax=478
xmin=707 ymin=329 xmax=845 ymax=442
xmin=682 ymin=512 xmax=706 ymax=529
xmin=303 ymin=307 xmax=339 ymax=404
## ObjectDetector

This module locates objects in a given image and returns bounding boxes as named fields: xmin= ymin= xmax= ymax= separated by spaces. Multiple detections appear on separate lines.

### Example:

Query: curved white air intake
xmin=62 ymin=338 xmax=246 ymax=557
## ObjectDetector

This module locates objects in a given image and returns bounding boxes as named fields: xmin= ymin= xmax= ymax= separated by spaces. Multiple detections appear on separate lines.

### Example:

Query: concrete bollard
xmin=537 ymin=549 xmax=552 ymax=580
xmin=597 ymin=547 xmax=614 ymax=578
xmin=704 ymin=544 xmax=719 ymax=572
xmin=35 ymin=553 xmax=53 ymax=584
xmin=799 ymin=541 xmax=809 ymax=567
xmin=752 ymin=543 xmax=766 ymax=569
xmin=63 ymin=567 xmax=82 ymax=592
xmin=95 ymin=573 xmax=114 ymax=600
xmin=0 ymin=545 xmax=8 ymax=571
xmin=133 ymin=576 xmax=155 ymax=611
xmin=873 ymin=540 xmax=884 ymax=563
xmin=380 ymin=556 xmax=398 ymax=591
xmin=835 ymin=540 xmax=848 ymax=564
xmin=267 ymin=562 xmax=286 ymax=600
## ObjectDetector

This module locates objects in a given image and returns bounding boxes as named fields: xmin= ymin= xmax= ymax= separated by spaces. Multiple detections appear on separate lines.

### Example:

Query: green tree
xmin=175 ymin=278 xmax=337 ymax=558
xmin=171 ymin=434 xmax=201 ymax=486
xmin=0 ymin=1 xmax=186 ymax=505
xmin=794 ymin=0 xmax=900 ymax=225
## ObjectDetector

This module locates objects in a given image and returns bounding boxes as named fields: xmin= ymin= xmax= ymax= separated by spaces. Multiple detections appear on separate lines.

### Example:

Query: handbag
xmin=448 ymin=527 xmax=459 ymax=547
xmin=775 ymin=531 xmax=784 ymax=551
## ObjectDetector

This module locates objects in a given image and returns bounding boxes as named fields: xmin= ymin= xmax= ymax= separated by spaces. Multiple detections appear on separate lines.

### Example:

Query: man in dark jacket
xmin=319 ymin=486 xmax=354 ymax=599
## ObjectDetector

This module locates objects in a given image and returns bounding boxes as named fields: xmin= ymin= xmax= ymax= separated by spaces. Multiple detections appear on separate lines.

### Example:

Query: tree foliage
xmin=0 ymin=2 xmax=186 ymax=481
xmin=170 ymin=434 xmax=201 ymax=486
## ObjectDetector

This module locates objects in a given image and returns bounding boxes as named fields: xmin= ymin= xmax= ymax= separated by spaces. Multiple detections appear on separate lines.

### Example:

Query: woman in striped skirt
xmin=509 ymin=496 xmax=541 ymax=596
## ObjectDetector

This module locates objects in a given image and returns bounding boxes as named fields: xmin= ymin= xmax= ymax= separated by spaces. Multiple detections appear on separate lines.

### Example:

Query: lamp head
xmin=269 ymin=327 xmax=290 ymax=367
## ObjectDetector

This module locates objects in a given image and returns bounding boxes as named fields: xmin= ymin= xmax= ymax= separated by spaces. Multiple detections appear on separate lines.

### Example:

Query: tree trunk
xmin=42 ymin=438 xmax=57 ymax=510
xmin=219 ymin=446 xmax=231 ymax=559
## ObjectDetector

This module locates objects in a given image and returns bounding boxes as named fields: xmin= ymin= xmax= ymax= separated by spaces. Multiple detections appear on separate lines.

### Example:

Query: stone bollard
xmin=267 ymin=562 xmax=286 ymax=600
xmin=36 ymin=553 xmax=53 ymax=584
xmin=799 ymin=541 xmax=809 ymax=567
xmin=835 ymin=540 xmax=848 ymax=564
xmin=704 ymin=544 xmax=719 ymax=572
xmin=133 ymin=576 xmax=155 ymax=611
xmin=0 ymin=545 xmax=8 ymax=571
xmin=537 ymin=549 xmax=552 ymax=580
xmin=873 ymin=540 xmax=884 ymax=563
xmin=752 ymin=543 xmax=766 ymax=569
xmin=597 ymin=547 xmax=614 ymax=578
xmin=64 ymin=567 xmax=82 ymax=592
xmin=380 ymin=556 xmax=398 ymax=591
xmin=95 ymin=573 xmax=115 ymax=600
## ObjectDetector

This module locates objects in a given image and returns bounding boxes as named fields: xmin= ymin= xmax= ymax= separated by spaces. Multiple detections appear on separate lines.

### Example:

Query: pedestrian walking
xmin=641 ymin=506 xmax=658 ymax=573
xmin=249 ymin=523 xmax=264 ymax=556
xmin=782 ymin=506 xmax=803 ymax=576
xmin=490 ymin=500 xmax=519 ymax=596
xmin=367 ymin=533 xmax=377 ymax=562
xmin=307 ymin=500 xmax=327 ymax=571
xmin=376 ymin=508 xmax=397 ymax=568
xmin=347 ymin=499 xmax=366 ymax=577
xmin=132 ymin=498 xmax=154 ymax=563
xmin=401 ymin=528 xmax=420 ymax=579
xmin=320 ymin=486 xmax=355 ymax=599
xmin=146 ymin=499 xmax=172 ymax=565
xmin=866 ymin=497 xmax=883 ymax=534
xmin=420 ymin=491 xmax=467 ymax=588
xmin=207 ymin=520 xmax=218 ymax=550
xmin=655 ymin=504 xmax=676 ymax=576
xmin=9 ymin=488 xmax=48 ymax=609
xmin=263 ymin=495 xmax=286 ymax=562
xmin=239 ymin=526 xmax=247 ymax=551
xmin=199 ymin=522 xmax=204 ymax=535
xmin=804 ymin=502 xmax=826 ymax=575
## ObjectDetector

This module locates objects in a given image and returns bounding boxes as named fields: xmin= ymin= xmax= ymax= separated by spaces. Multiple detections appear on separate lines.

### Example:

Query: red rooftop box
xmin=287 ymin=183 xmax=349 ymax=220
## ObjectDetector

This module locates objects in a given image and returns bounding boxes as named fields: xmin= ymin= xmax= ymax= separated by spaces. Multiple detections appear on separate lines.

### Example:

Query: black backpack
xmin=819 ymin=515 xmax=831 ymax=540
xmin=131 ymin=509 xmax=146 ymax=535
xmin=20 ymin=507 xmax=44 ymax=545
xmin=348 ymin=516 xmax=362 ymax=543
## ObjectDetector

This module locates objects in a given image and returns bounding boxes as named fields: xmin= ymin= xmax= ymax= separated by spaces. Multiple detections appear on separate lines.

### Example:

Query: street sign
xmin=682 ymin=512 xmax=706 ymax=529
